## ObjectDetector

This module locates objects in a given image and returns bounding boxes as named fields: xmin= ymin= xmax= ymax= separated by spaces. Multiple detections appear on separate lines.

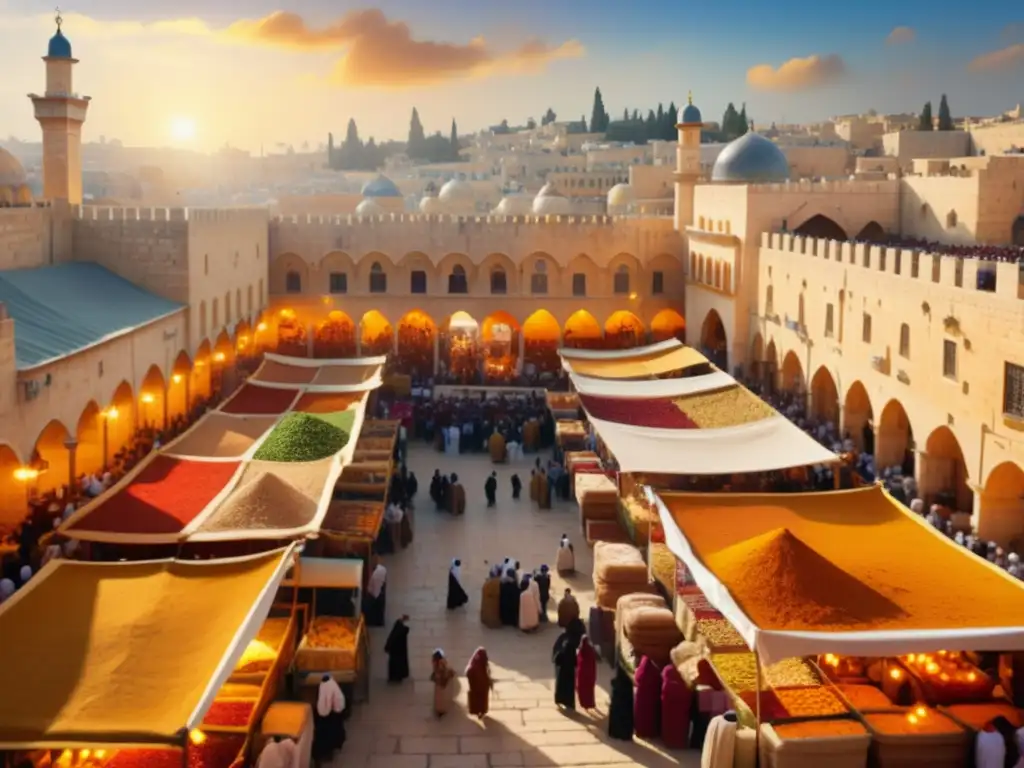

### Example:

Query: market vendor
xmin=363 ymin=560 xmax=387 ymax=627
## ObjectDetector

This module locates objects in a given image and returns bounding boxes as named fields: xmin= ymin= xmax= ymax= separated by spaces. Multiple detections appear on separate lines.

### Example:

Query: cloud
xmin=968 ymin=43 xmax=1024 ymax=73
xmin=1002 ymin=22 xmax=1024 ymax=41
xmin=886 ymin=26 xmax=916 ymax=44
xmin=746 ymin=54 xmax=846 ymax=92
xmin=223 ymin=9 xmax=584 ymax=87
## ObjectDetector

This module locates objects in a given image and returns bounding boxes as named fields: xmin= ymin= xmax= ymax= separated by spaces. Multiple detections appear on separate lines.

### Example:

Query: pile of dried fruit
xmin=774 ymin=686 xmax=847 ymax=716
xmin=253 ymin=412 xmax=350 ymax=462
xmin=697 ymin=618 xmax=745 ymax=650
xmin=673 ymin=386 xmax=775 ymax=429
xmin=305 ymin=617 xmax=359 ymax=649
xmin=774 ymin=720 xmax=868 ymax=739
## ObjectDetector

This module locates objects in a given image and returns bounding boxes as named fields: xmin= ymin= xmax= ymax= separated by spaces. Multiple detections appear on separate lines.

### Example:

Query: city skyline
xmin=0 ymin=0 xmax=1021 ymax=153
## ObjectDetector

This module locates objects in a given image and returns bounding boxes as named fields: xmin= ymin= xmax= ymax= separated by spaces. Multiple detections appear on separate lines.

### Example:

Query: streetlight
xmin=140 ymin=392 xmax=155 ymax=428
xmin=101 ymin=407 xmax=118 ymax=470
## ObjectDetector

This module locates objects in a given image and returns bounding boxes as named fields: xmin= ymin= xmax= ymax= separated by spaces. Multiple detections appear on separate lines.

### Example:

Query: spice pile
xmin=105 ymin=734 xmax=245 ymax=768
xmin=774 ymin=686 xmax=847 ymax=716
xmin=253 ymin=360 xmax=317 ymax=384
xmin=579 ymin=394 xmax=698 ymax=429
xmin=253 ymin=412 xmax=350 ymax=462
xmin=865 ymin=709 xmax=963 ymax=735
xmin=836 ymin=684 xmax=893 ymax=709
xmin=202 ymin=700 xmax=255 ymax=727
xmin=672 ymin=386 xmax=775 ymax=428
xmin=200 ymin=473 xmax=319 ymax=531
xmin=649 ymin=543 xmax=677 ymax=593
xmin=220 ymin=384 xmax=298 ymax=415
xmin=773 ymin=720 xmax=868 ymax=739
xmin=696 ymin=618 xmax=745 ymax=651
xmin=305 ymin=617 xmax=360 ymax=649
xmin=166 ymin=415 xmax=275 ymax=459
xmin=323 ymin=500 xmax=384 ymax=536
xmin=705 ymin=527 xmax=910 ymax=630
xmin=711 ymin=653 xmax=821 ymax=693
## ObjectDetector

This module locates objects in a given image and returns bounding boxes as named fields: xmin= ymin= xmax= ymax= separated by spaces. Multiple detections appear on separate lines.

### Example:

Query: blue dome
xmin=361 ymin=174 xmax=401 ymax=198
xmin=48 ymin=29 xmax=72 ymax=59
xmin=711 ymin=133 xmax=790 ymax=184
xmin=679 ymin=103 xmax=702 ymax=125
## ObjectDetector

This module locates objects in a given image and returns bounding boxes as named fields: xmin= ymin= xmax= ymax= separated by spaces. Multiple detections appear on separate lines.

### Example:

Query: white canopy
xmin=570 ymin=369 xmax=735 ymax=399
xmin=558 ymin=338 xmax=681 ymax=360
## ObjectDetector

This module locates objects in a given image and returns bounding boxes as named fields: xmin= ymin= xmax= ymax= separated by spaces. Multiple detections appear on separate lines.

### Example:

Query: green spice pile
xmin=253 ymin=412 xmax=350 ymax=462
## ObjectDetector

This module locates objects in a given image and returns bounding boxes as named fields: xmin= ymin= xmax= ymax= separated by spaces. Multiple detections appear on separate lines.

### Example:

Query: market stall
xmin=318 ymin=500 xmax=386 ymax=566
xmin=0 ymin=546 xmax=299 ymax=768
xmin=545 ymin=391 xmax=579 ymax=419
xmin=559 ymin=338 xmax=709 ymax=380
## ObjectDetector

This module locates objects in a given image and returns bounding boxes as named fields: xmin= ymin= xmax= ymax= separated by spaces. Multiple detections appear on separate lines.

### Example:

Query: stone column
xmin=63 ymin=438 xmax=78 ymax=489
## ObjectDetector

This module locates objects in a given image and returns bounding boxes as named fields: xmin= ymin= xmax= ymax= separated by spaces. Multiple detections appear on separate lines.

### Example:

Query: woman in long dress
xmin=608 ymin=666 xmax=634 ymax=741
xmin=447 ymin=558 xmax=469 ymax=610
xmin=556 ymin=534 xmax=575 ymax=575
xmin=465 ymin=647 xmax=494 ymax=719
xmin=576 ymin=635 xmax=597 ymax=711
xmin=499 ymin=569 xmax=520 ymax=626
xmin=363 ymin=562 xmax=387 ymax=627
xmin=552 ymin=618 xmax=585 ymax=710
xmin=313 ymin=674 xmax=346 ymax=764
xmin=519 ymin=574 xmax=540 ymax=632
xmin=430 ymin=649 xmax=457 ymax=717
xmin=634 ymin=657 xmax=661 ymax=739
xmin=480 ymin=565 xmax=502 ymax=628
xmin=384 ymin=616 xmax=410 ymax=683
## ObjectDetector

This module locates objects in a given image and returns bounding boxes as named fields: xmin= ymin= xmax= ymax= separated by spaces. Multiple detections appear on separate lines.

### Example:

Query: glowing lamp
xmin=915 ymin=706 xmax=927 ymax=717
xmin=890 ymin=668 xmax=903 ymax=680
xmin=279 ymin=309 xmax=295 ymax=320
xmin=13 ymin=467 xmax=39 ymax=482
xmin=172 ymin=373 xmax=183 ymax=384
xmin=907 ymin=714 xmax=919 ymax=725
xmin=629 ymin=291 xmax=638 ymax=300
xmin=239 ymin=335 xmax=249 ymax=345
xmin=103 ymin=407 xmax=119 ymax=421
xmin=141 ymin=393 xmax=155 ymax=404
xmin=189 ymin=729 xmax=207 ymax=745
xmin=195 ymin=359 xmax=205 ymax=368
xmin=257 ymin=322 xmax=267 ymax=332
xmin=214 ymin=352 xmax=226 ymax=362
xmin=967 ymin=672 xmax=977 ymax=682
xmin=95 ymin=751 xmax=106 ymax=759
xmin=80 ymin=750 xmax=91 ymax=760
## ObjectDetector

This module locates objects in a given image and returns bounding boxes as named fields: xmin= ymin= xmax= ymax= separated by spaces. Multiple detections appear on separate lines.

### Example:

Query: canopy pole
xmin=755 ymin=647 xmax=763 ymax=766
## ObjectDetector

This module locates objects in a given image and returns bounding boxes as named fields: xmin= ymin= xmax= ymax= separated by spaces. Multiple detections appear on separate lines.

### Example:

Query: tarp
xmin=585 ymin=413 xmax=837 ymax=474
xmin=558 ymin=338 xmax=682 ymax=360
xmin=570 ymin=369 xmax=735 ymax=398
xmin=0 ymin=263 xmax=185 ymax=369
xmin=651 ymin=484 xmax=1024 ymax=663
xmin=0 ymin=546 xmax=297 ymax=748
xmin=283 ymin=557 xmax=364 ymax=589
xmin=562 ymin=345 xmax=708 ymax=378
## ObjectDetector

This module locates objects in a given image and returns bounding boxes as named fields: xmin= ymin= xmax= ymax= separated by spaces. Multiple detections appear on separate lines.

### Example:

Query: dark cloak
xmin=384 ymin=619 xmax=410 ymax=682
xmin=447 ymin=571 xmax=469 ymax=610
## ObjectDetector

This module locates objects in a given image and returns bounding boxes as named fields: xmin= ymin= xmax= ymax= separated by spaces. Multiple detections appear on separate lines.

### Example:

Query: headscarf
xmin=433 ymin=648 xmax=446 ymax=661
xmin=450 ymin=558 xmax=462 ymax=584
xmin=488 ymin=563 xmax=502 ymax=578
xmin=560 ymin=535 xmax=570 ymax=549
xmin=19 ymin=565 xmax=32 ymax=584
xmin=367 ymin=563 xmax=387 ymax=598
xmin=909 ymin=498 xmax=925 ymax=514
xmin=519 ymin=573 xmax=532 ymax=591
xmin=465 ymin=646 xmax=489 ymax=676
xmin=0 ymin=578 xmax=15 ymax=601
xmin=502 ymin=568 xmax=515 ymax=583
xmin=316 ymin=674 xmax=345 ymax=717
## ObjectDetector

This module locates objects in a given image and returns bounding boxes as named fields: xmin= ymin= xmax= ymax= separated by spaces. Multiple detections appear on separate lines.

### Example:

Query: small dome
xmin=536 ymin=182 xmax=565 ymax=198
xmin=492 ymin=194 xmax=533 ymax=216
xmin=711 ymin=133 xmax=790 ymax=184
xmin=48 ymin=28 xmax=73 ymax=59
xmin=355 ymin=198 xmax=384 ymax=217
xmin=360 ymin=174 xmax=402 ymax=198
xmin=438 ymin=177 xmax=475 ymax=205
xmin=0 ymin=149 xmax=27 ymax=187
xmin=532 ymin=192 xmax=571 ymax=216
xmin=419 ymin=196 xmax=445 ymax=215
xmin=607 ymin=183 xmax=635 ymax=208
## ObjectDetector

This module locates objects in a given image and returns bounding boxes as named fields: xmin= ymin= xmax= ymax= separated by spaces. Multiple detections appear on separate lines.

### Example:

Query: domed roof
xmin=678 ymin=92 xmax=702 ymax=125
xmin=711 ymin=132 xmax=790 ymax=184
xmin=532 ymin=193 xmax=571 ymax=217
xmin=536 ymin=182 xmax=564 ymax=199
xmin=355 ymin=198 xmax=384 ymax=217
xmin=419 ymin=196 xmax=445 ymax=215
xmin=438 ymin=177 xmax=475 ymax=204
xmin=360 ymin=174 xmax=402 ymax=198
xmin=607 ymin=183 xmax=635 ymax=208
xmin=0 ymin=149 xmax=27 ymax=187
xmin=48 ymin=25 xmax=72 ymax=59
xmin=492 ymin=194 xmax=533 ymax=216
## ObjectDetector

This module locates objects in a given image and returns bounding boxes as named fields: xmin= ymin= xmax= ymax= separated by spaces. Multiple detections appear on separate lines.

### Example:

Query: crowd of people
xmin=868 ymin=235 xmax=1024 ymax=264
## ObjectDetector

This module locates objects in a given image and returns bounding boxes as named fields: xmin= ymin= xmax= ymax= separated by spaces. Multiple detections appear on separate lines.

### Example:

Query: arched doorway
xmin=139 ymin=365 xmax=167 ymax=430
xmin=876 ymin=399 xmax=914 ymax=474
xmin=979 ymin=462 xmax=1024 ymax=548
xmin=192 ymin=341 xmax=213 ymax=406
xmin=168 ymin=351 xmax=191 ymax=422
xmin=0 ymin=444 xmax=23 ymax=527
xmin=31 ymin=419 xmax=72 ymax=495
xmin=522 ymin=310 xmax=562 ymax=373
xmin=1012 ymin=216 xmax=1024 ymax=247
xmin=213 ymin=330 xmax=235 ymax=397
xmin=749 ymin=334 xmax=765 ymax=383
xmin=604 ymin=311 xmax=645 ymax=349
xmin=699 ymin=310 xmax=728 ymax=369
xmin=780 ymin=351 xmax=805 ymax=394
xmin=855 ymin=221 xmax=886 ymax=243
xmin=810 ymin=366 xmax=839 ymax=426
xmin=842 ymin=381 xmax=874 ymax=453
xmin=563 ymin=310 xmax=603 ymax=350
xmin=276 ymin=308 xmax=307 ymax=358
xmin=795 ymin=214 xmax=848 ymax=240
xmin=106 ymin=380 xmax=136 ymax=466
xmin=650 ymin=309 xmax=686 ymax=343
xmin=360 ymin=310 xmax=393 ymax=357
xmin=75 ymin=401 xmax=103 ymax=479
xmin=314 ymin=311 xmax=357 ymax=359
xmin=442 ymin=311 xmax=480 ymax=382
xmin=234 ymin=319 xmax=254 ymax=366
xmin=764 ymin=340 xmax=779 ymax=394
xmin=396 ymin=310 xmax=436 ymax=376
xmin=920 ymin=426 xmax=971 ymax=511
xmin=481 ymin=311 xmax=521 ymax=380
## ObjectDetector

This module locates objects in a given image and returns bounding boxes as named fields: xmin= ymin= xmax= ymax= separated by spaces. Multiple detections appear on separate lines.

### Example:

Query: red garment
xmin=660 ymin=664 xmax=691 ymax=749
xmin=633 ymin=656 xmax=661 ymax=739
xmin=576 ymin=637 xmax=597 ymax=709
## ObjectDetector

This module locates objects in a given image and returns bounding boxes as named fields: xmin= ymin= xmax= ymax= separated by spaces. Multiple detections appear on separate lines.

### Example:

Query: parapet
xmin=76 ymin=206 xmax=269 ymax=224
xmin=748 ymin=178 xmax=899 ymax=194
xmin=759 ymin=231 xmax=1022 ymax=300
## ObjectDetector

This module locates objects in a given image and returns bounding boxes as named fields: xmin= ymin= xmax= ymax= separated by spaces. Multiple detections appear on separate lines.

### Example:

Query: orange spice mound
xmin=774 ymin=720 xmax=868 ymax=739
xmin=837 ymin=684 xmax=893 ymax=710
xmin=705 ymin=528 xmax=909 ymax=630
xmin=944 ymin=703 xmax=1023 ymax=729
xmin=865 ymin=711 xmax=963 ymax=736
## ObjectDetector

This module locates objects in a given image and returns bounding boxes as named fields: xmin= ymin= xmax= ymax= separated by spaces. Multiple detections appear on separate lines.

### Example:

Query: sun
xmin=170 ymin=117 xmax=197 ymax=142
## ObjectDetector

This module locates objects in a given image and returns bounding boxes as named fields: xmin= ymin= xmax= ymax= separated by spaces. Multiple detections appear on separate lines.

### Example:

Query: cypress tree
xmin=937 ymin=94 xmax=954 ymax=131
xmin=590 ymin=87 xmax=608 ymax=133
xmin=738 ymin=104 xmax=749 ymax=135
xmin=918 ymin=101 xmax=933 ymax=130
xmin=722 ymin=103 xmax=739 ymax=138
xmin=622 ymin=107 xmax=629 ymax=122
xmin=449 ymin=119 xmax=460 ymax=161
xmin=408 ymin=107 xmax=426 ymax=158
xmin=664 ymin=100 xmax=677 ymax=139
xmin=327 ymin=132 xmax=335 ymax=169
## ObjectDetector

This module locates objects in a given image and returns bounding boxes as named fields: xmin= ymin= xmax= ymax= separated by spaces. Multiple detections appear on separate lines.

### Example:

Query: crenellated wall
xmin=0 ymin=203 xmax=73 ymax=271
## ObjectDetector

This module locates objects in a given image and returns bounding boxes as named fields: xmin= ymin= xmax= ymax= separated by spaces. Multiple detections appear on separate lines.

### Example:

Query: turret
xmin=674 ymin=91 xmax=702 ymax=232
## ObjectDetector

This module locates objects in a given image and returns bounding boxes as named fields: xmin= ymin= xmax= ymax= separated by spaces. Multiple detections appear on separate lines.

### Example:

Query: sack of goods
xmin=593 ymin=542 xmax=653 ymax=609
xmin=621 ymin=495 xmax=658 ymax=542
xmin=556 ymin=420 xmax=588 ymax=451
xmin=576 ymin=474 xmax=619 ymax=527
xmin=617 ymin=594 xmax=683 ymax=666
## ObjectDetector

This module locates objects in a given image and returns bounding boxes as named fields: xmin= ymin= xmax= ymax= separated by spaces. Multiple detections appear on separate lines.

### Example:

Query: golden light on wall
xmin=172 ymin=374 xmax=183 ymax=384
xmin=257 ymin=322 xmax=268 ymax=332
xmin=102 ymin=407 xmax=119 ymax=421
xmin=13 ymin=467 xmax=39 ymax=482
xmin=213 ymin=352 xmax=226 ymax=363
xmin=140 ymin=393 xmax=155 ymax=404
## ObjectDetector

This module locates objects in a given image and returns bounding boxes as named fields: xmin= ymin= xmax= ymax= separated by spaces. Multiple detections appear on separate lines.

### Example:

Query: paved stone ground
xmin=336 ymin=444 xmax=698 ymax=768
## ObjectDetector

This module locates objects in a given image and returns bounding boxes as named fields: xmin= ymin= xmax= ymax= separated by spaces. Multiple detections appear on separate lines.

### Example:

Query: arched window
xmin=613 ymin=265 xmax=630 ymax=295
xmin=946 ymin=210 xmax=958 ymax=229
xmin=369 ymin=262 xmax=387 ymax=294
xmin=899 ymin=323 xmax=911 ymax=358
xmin=766 ymin=285 xmax=774 ymax=315
xmin=285 ymin=270 xmax=302 ymax=294
xmin=531 ymin=259 xmax=548 ymax=295
xmin=490 ymin=268 xmax=507 ymax=295
xmin=448 ymin=264 xmax=468 ymax=294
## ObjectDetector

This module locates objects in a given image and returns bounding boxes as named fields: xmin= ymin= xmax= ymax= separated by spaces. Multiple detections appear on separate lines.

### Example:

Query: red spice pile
xmin=221 ymin=384 xmax=298 ymax=415
xmin=69 ymin=456 xmax=240 ymax=534
xmin=105 ymin=734 xmax=245 ymax=768
xmin=203 ymin=700 xmax=256 ymax=727
xmin=579 ymin=395 xmax=697 ymax=429
xmin=706 ymin=528 xmax=910 ymax=630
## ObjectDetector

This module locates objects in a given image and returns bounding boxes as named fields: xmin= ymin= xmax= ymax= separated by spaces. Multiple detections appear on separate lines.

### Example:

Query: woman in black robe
xmin=439 ymin=475 xmax=451 ymax=512
xmin=384 ymin=616 xmax=410 ymax=683
xmin=607 ymin=666 xmax=635 ymax=741
xmin=498 ymin=569 xmax=520 ymax=626
xmin=534 ymin=565 xmax=551 ymax=622
xmin=552 ymin=618 xmax=585 ymax=710
xmin=429 ymin=470 xmax=442 ymax=509
xmin=447 ymin=558 xmax=469 ymax=610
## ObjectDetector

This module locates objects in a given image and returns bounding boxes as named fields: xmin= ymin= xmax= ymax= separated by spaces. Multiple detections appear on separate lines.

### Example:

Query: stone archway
xmin=979 ymin=462 xmax=1024 ymax=548
xmin=810 ymin=366 xmax=839 ymax=426
xmin=192 ymin=340 xmax=213 ymax=404
xmin=275 ymin=308 xmax=307 ymax=358
xmin=360 ymin=310 xmax=394 ymax=357
xmin=75 ymin=401 xmax=104 ymax=478
xmin=30 ymin=419 xmax=73 ymax=495
xmin=749 ymin=333 xmax=765 ymax=383
xmin=442 ymin=311 xmax=480 ymax=381
xmin=699 ymin=309 xmax=728 ymax=370
xmin=139 ymin=365 xmax=167 ymax=430
xmin=650 ymin=309 xmax=686 ymax=343
xmin=855 ymin=221 xmax=886 ymax=243
xmin=780 ymin=351 xmax=805 ymax=394
xmin=481 ymin=311 xmax=521 ymax=379
xmin=876 ymin=399 xmax=914 ymax=472
xmin=523 ymin=310 xmax=562 ymax=371
xmin=0 ymin=443 xmax=24 ymax=528
xmin=563 ymin=310 xmax=603 ymax=350
xmin=920 ymin=426 xmax=971 ymax=512
xmin=106 ymin=380 xmax=137 ymax=465
xmin=764 ymin=340 xmax=779 ymax=394
xmin=843 ymin=381 xmax=874 ymax=453
xmin=314 ymin=310 xmax=357 ymax=359
xmin=397 ymin=310 xmax=437 ymax=375
xmin=795 ymin=214 xmax=848 ymax=240
xmin=169 ymin=351 xmax=191 ymax=422
xmin=604 ymin=310 xmax=645 ymax=350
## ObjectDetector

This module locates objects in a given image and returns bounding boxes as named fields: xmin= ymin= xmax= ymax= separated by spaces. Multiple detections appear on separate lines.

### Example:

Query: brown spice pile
xmin=237 ymin=458 xmax=334 ymax=500
xmin=253 ymin=360 xmax=317 ymax=384
xmin=312 ymin=365 xmax=378 ymax=386
xmin=706 ymin=528 xmax=909 ymax=629
xmin=167 ymin=414 xmax=276 ymax=458
xmin=294 ymin=392 xmax=362 ymax=414
xmin=201 ymin=473 xmax=319 ymax=531
xmin=673 ymin=385 xmax=775 ymax=429
xmin=774 ymin=720 xmax=867 ymax=739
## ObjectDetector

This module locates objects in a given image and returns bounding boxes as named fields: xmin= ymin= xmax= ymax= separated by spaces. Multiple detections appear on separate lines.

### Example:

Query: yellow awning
xmin=0 ymin=548 xmax=294 ymax=748
xmin=565 ymin=346 xmax=708 ymax=378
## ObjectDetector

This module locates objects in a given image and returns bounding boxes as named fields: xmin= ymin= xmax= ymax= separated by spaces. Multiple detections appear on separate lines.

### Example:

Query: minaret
xmin=29 ymin=9 xmax=90 ymax=205
xmin=674 ymin=91 xmax=702 ymax=233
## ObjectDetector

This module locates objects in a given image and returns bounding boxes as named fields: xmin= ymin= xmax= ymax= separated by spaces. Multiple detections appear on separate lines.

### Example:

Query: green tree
xmin=663 ymin=101 xmax=678 ymax=140
xmin=937 ymin=94 xmax=954 ymax=131
xmin=541 ymin=107 xmax=557 ymax=125
xmin=407 ymin=107 xmax=426 ymax=158
xmin=918 ymin=101 xmax=933 ymax=131
xmin=449 ymin=119 xmax=461 ymax=161
xmin=738 ymin=104 xmax=749 ymax=135
xmin=722 ymin=103 xmax=739 ymax=138
xmin=337 ymin=118 xmax=365 ymax=170
xmin=590 ymin=87 xmax=609 ymax=133
xmin=526 ymin=117 xmax=537 ymax=130
xmin=326 ymin=132 xmax=335 ymax=168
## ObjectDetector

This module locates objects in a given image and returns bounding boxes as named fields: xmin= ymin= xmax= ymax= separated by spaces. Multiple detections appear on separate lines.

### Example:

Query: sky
xmin=0 ymin=0 xmax=1021 ymax=153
